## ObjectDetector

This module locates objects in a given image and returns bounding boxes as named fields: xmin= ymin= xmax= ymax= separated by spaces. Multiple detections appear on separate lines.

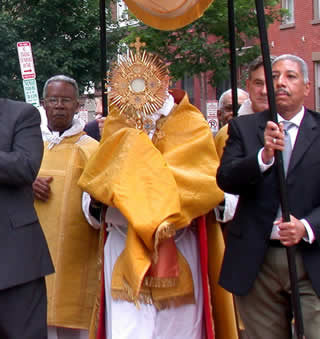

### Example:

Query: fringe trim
xmin=153 ymin=221 xmax=176 ymax=263
xmin=111 ymin=278 xmax=153 ymax=309
xmin=143 ymin=276 xmax=178 ymax=288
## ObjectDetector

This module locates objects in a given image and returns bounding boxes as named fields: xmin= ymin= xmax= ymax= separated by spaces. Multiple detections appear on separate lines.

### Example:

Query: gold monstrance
xmin=109 ymin=37 xmax=169 ymax=131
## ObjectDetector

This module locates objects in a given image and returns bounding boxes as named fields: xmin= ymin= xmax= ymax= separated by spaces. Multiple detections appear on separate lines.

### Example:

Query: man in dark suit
xmin=217 ymin=54 xmax=320 ymax=339
xmin=84 ymin=95 xmax=105 ymax=141
xmin=0 ymin=99 xmax=54 ymax=338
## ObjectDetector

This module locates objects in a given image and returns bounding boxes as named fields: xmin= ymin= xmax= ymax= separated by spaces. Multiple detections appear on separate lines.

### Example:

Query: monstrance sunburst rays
xmin=108 ymin=37 xmax=169 ymax=131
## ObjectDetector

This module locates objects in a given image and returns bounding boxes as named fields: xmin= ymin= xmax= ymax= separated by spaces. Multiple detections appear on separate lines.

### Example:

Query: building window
xmin=182 ymin=75 xmax=194 ymax=104
xmin=313 ymin=0 xmax=320 ymax=22
xmin=282 ymin=0 xmax=295 ymax=25
xmin=216 ymin=79 xmax=231 ymax=102
xmin=315 ymin=62 xmax=320 ymax=112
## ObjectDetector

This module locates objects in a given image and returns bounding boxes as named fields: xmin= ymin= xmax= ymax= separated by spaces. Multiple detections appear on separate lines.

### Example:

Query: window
xmin=282 ymin=0 xmax=295 ymax=25
xmin=182 ymin=75 xmax=194 ymax=104
xmin=216 ymin=79 xmax=231 ymax=102
xmin=315 ymin=62 xmax=320 ymax=112
xmin=313 ymin=0 xmax=320 ymax=22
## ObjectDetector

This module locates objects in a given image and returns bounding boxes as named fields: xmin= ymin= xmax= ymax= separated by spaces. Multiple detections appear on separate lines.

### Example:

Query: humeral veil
xmin=78 ymin=89 xmax=238 ymax=339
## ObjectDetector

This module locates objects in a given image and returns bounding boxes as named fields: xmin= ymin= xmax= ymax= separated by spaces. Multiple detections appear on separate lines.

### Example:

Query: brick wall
xmin=268 ymin=1 xmax=320 ymax=110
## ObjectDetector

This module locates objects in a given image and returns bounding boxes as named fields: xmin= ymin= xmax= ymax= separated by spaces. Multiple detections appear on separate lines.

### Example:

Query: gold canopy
xmin=124 ymin=0 xmax=214 ymax=30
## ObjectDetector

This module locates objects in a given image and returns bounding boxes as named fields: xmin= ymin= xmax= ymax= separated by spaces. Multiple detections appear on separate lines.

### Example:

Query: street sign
xmin=206 ymin=100 xmax=219 ymax=135
xmin=17 ymin=41 xmax=36 ymax=80
xmin=23 ymin=79 xmax=40 ymax=107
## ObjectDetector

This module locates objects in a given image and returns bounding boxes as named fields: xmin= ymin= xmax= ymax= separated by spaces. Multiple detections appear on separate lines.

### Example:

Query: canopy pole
xmin=99 ymin=0 xmax=108 ymax=116
xmin=228 ymin=0 xmax=238 ymax=117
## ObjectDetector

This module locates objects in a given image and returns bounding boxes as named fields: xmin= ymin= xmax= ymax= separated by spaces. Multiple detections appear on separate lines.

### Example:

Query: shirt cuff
xmin=258 ymin=148 xmax=274 ymax=172
xmin=301 ymin=219 xmax=315 ymax=244
xmin=214 ymin=193 xmax=239 ymax=223
xmin=82 ymin=192 xmax=102 ymax=229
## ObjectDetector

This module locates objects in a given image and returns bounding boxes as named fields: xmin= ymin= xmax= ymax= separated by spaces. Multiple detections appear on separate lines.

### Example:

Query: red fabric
xmin=148 ymin=237 xmax=179 ymax=278
xmin=96 ymin=224 xmax=107 ymax=339
xmin=198 ymin=215 xmax=215 ymax=339
xmin=169 ymin=88 xmax=185 ymax=104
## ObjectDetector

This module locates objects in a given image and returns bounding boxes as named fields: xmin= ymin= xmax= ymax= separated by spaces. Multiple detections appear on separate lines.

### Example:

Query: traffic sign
xmin=206 ymin=100 xmax=219 ymax=135
xmin=17 ymin=41 xmax=36 ymax=80
xmin=23 ymin=79 xmax=40 ymax=107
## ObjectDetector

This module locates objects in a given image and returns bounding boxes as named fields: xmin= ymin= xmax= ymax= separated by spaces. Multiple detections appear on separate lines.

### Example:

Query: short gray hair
xmin=43 ymin=75 xmax=79 ymax=99
xmin=248 ymin=55 xmax=276 ymax=79
xmin=218 ymin=88 xmax=248 ymax=109
xmin=272 ymin=54 xmax=309 ymax=84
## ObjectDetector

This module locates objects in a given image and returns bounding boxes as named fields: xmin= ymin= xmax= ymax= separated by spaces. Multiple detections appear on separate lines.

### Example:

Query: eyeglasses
xmin=223 ymin=104 xmax=241 ymax=112
xmin=45 ymin=97 xmax=74 ymax=105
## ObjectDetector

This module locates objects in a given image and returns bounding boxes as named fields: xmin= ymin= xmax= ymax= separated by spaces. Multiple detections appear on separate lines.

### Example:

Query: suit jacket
xmin=84 ymin=119 xmax=101 ymax=141
xmin=0 ymin=99 xmax=54 ymax=290
xmin=217 ymin=108 xmax=320 ymax=296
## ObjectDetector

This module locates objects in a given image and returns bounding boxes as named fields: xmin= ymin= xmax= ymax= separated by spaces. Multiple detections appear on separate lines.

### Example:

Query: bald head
xmin=218 ymin=88 xmax=248 ymax=126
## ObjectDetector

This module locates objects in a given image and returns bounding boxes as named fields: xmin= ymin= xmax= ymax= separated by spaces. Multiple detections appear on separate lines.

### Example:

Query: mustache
xmin=275 ymin=89 xmax=290 ymax=96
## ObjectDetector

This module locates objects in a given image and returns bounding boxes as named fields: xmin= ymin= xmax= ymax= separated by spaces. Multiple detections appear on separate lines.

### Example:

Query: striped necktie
xmin=282 ymin=121 xmax=295 ymax=176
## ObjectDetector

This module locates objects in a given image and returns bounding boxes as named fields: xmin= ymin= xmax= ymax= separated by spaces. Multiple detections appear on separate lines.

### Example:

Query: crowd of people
xmin=0 ymin=52 xmax=319 ymax=339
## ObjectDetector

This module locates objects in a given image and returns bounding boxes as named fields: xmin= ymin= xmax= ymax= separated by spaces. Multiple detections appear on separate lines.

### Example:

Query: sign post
xmin=17 ymin=41 xmax=40 ymax=107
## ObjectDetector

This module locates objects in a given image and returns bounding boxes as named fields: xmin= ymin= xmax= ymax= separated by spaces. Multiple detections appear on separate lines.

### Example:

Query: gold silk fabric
xmin=124 ymin=0 xmax=213 ymax=30
xmin=78 ymin=89 xmax=224 ymax=306
xmin=215 ymin=124 xmax=229 ymax=159
xmin=35 ymin=133 xmax=100 ymax=330
xmin=206 ymin=212 xmax=239 ymax=339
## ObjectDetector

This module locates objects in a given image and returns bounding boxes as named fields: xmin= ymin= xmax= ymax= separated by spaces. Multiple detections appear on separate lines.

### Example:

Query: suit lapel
xmin=289 ymin=109 xmax=319 ymax=174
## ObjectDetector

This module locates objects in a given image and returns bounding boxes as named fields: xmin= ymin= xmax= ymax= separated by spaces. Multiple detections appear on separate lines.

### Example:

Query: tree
xmin=0 ymin=0 xmax=125 ymax=100
xmin=123 ymin=0 xmax=284 ymax=91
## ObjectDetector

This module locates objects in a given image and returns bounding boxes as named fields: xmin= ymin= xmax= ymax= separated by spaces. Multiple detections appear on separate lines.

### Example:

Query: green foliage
xmin=123 ymin=0 xmax=284 ymax=88
xmin=0 ymin=0 xmax=125 ymax=100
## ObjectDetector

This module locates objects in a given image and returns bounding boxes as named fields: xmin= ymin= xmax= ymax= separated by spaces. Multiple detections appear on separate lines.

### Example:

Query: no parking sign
xmin=17 ymin=41 xmax=36 ymax=80
xmin=206 ymin=100 xmax=219 ymax=135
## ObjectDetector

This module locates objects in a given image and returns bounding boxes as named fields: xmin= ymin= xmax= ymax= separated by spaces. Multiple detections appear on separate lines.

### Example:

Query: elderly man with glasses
xmin=33 ymin=75 xmax=100 ymax=339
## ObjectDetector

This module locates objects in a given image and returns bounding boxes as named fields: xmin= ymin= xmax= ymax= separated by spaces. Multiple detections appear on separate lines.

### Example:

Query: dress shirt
xmin=257 ymin=107 xmax=315 ymax=243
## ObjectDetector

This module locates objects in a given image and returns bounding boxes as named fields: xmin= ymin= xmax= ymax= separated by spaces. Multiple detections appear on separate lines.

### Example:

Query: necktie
xmin=282 ymin=121 xmax=295 ymax=176
xmin=272 ymin=120 xmax=296 ymax=231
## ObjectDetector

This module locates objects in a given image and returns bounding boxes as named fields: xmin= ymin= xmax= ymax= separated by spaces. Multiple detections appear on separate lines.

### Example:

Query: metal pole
xmin=254 ymin=0 xmax=305 ymax=337
xmin=228 ymin=0 xmax=238 ymax=118
xmin=99 ymin=0 xmax=108 ymax=116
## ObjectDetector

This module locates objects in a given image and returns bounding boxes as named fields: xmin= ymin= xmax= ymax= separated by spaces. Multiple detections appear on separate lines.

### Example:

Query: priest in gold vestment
xmin=79 ymin=47 xmax=238 ymax=339
xmin=33 ymin=75 xmax=100 ymax=339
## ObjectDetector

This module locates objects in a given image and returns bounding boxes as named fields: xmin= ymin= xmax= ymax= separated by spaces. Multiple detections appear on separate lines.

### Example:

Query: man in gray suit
xmin=0 ymin=99 xmax=54 ymax=338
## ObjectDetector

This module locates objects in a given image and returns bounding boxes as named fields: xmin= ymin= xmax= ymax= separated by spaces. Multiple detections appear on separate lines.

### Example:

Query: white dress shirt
xmin=257 ymin=107 xmax=315 ymax=243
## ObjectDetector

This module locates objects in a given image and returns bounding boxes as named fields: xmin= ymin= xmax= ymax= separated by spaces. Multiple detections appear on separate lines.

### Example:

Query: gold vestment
xmin=35 ymin=132 xmax=100 ymax=330
xmin=79 ymin=90 xmax=238 ymax=338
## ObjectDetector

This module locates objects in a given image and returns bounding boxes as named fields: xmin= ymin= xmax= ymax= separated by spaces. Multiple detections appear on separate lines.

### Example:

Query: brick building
xmin=268 ymin=0 xmax=320 ymax=111
xmin=183 ymin=1 xmax=320 ymax=114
